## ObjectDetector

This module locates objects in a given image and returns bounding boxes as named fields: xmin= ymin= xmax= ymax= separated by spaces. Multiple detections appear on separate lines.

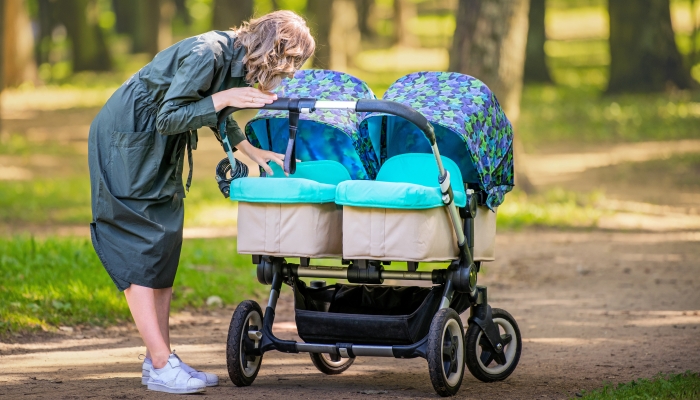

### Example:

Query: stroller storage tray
xmin=293 ymin=280 xmax=468 ymax=346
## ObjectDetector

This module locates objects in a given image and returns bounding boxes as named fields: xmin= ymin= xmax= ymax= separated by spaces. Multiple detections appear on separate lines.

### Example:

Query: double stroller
xmin=214 ymin=70 xmax=520 ymax=396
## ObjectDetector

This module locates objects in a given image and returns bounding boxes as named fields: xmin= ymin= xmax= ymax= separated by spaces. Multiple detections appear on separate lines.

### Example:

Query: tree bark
xmin=607 ymin=0 xmax=694 ymax=93
xmin=53 ymin=0 xmax=112 ymax=71
xmin=212 ymin=0 xmax=254 ymax=31
xmin=523 ymin=0 xmax=551 ymax=83
xmin=2 ymin=0 xmax=37 ymax=85
xmin=0 ymin=0 xmax=5 ymax=134
xmin=355 ymin=0 xmax=374 ymax=40
xmin=130 ymin=0 xmax=160 ymax=55
xmin=158 ymin=0 xmax=176 ymax=51
xmin=393 ymin=0 xmax=418 ymax=47
xmin=306 ymin=0 xmax=334 ymax=69
xmin=449 ymin=0 xmax=534 ymax=193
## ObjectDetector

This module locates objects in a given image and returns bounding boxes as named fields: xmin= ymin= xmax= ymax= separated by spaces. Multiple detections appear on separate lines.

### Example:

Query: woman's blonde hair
xmin=235 ymin=11 xmax=315 ymax=92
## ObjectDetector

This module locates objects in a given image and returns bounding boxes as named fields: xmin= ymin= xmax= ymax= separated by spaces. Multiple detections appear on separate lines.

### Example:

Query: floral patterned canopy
xmin=360 ymin=72 xmax=514 ymax=209
xmin=245 ymin=69 xmax=380 ymax=180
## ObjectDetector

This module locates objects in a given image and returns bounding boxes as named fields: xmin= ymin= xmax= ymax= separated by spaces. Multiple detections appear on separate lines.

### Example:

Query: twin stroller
xmin=214 ymin=70 xmax=520 ymax=396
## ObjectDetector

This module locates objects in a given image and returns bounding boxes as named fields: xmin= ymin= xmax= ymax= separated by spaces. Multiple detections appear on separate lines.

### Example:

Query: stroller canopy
xmin=245 ymin=69 xmax=379 ymax=180
xmin=360 ymin=72 xmax=514 ymax=209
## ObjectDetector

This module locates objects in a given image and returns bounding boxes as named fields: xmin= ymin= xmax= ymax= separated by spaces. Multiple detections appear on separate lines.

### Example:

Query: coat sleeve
xmin=155 ymin=49 xmax=220 ymax=136
xmin=225 ymin=115 xmax=246 ymax=146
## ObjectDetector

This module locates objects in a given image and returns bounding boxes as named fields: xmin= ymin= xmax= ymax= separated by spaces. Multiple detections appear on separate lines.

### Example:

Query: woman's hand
xmin=212 ymin=87 xmax=277 ymax=111
xmin=235 ymin=140 xmax=286 ymax=176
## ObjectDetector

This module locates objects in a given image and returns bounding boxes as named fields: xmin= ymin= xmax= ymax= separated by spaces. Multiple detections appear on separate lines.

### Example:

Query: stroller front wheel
xmin=226 ymin=300 xmax=264 ymax=386
xmin=309 ymin=353 xmax=355 ymax=375
xmin=427 ymin=308 xmax=466 ymax=397
xmin=465 ymin=308 xmax=521 ymax=382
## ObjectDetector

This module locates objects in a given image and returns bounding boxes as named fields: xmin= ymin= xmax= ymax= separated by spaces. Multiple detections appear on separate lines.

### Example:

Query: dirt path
xmin=1 ymin=229 xmax=698 ymax=399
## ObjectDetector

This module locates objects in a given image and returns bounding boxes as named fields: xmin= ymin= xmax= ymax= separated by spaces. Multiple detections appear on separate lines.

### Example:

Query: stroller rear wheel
xmin=427 ymin=308 xmax=465 ymax=397
xmin=465 ymin=308 xmax=521 ymax=382
xmin=227 ymin=300 xmax=264 ymax=386
xmin=309 ymin=353 xmax=355 ymax=375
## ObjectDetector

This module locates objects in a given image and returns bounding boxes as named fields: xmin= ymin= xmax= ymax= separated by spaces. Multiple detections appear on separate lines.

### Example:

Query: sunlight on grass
xmin=578 ymin=372 xmax=700 ymax=400
xmin=1 ymin=85 xmax=118 ymax=112
xmin=498 ymin=189 xmax=608 ymax=229
xmin=0 ymin=236 xmax=260 ymax=336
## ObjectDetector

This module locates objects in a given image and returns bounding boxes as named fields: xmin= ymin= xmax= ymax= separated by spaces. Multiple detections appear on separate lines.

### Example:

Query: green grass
xmin=577 ymin=372 xmax=700 ymax=400
xmin=520 ymin=84 xmax=700 ymax=152
xmin=0 ymin=178 xmax=93 ymax=225
xmin=0 ymin=236 xmax=260 ymax=336
xmin=498 ymin=188 xmax=607 ymax=229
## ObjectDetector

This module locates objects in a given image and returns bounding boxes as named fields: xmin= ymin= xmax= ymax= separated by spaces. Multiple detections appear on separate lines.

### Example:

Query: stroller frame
xmin=217 ymin=98 xmax=520 ymax=396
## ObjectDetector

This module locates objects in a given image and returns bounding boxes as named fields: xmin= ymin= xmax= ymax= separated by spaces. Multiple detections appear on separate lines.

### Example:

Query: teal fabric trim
xmin=335 ymin=180 xmax=466 ymax=209
xmin=334 ymin=154 xmax=467 ymax=209
xmin=229 ymin=160 xmax=348 ymax=204
xmin=230 ymin=178 xmax=337 ymax=204
xmin=266 ymin=160 xmax=351 ymax=185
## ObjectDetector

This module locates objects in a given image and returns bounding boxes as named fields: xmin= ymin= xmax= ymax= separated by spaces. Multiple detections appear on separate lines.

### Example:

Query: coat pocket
xmin=109 ymin=130 xmax=158 ymax=198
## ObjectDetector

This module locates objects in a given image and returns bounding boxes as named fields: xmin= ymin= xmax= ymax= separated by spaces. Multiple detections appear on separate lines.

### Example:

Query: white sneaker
xmin=145 ymin=354 xmax=206 ymax=394
xmin=142 ymin=353 xmax=219 ymax=387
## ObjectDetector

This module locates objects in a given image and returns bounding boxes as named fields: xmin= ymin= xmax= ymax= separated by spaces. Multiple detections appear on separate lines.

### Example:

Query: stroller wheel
xmin=226 ymin=300 xmax=264 ymax=386
xmin=309 ymin=353 xmax=355 ymax=375
xmin=465 ymin=308 xmax=521 ymax=382
xmin=427 ymin=308 xmax=465 ymax=397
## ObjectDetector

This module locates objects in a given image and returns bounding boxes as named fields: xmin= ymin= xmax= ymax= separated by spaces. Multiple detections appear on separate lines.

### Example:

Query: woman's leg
xmin=124 ymin=285 xmax=171 ymax=368
xmin=153 ymin=287 xmax=173 ymax=352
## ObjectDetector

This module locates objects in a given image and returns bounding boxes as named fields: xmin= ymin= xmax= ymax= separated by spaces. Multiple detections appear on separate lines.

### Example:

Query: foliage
xmin=577 ymin=372 xmax=700 ymax=400
xmin=498 ymin=188 xmax=607 ymax=229
xmin=0 ymin=236 xmax=259 ymax=336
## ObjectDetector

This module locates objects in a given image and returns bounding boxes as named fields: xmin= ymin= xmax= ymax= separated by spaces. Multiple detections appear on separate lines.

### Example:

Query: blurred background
xmin=1 ymin=0 xmax=699 ymax=333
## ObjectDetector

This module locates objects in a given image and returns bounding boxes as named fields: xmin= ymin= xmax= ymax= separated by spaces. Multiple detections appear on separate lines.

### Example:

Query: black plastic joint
xmin=336 ymin=343 xmax=355 ymax=358
xmin=347 ymin=261 xmax=384 ymax=284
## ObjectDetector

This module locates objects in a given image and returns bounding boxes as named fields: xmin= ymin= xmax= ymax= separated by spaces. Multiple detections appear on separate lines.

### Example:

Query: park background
xmin=0 ymin=0 xmax=699 ymax=397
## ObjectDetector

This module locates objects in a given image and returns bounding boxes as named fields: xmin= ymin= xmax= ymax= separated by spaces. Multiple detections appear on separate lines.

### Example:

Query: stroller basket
xmin=293 ymin=280 xmax=469 ymax=346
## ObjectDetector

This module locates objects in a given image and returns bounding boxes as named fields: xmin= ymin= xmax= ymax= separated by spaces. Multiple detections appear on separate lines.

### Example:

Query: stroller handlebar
xmin=216 ymin=98 xmax=436 ymax=145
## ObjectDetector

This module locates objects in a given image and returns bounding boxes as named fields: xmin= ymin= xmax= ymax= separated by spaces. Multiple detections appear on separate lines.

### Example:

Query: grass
xmin=577 ymin=372 xmax=700 ymax=399
xmin=0 ymin=236 xmax=260 ymax=336
xmin=497 ymin=188 xmax=608 ymax=229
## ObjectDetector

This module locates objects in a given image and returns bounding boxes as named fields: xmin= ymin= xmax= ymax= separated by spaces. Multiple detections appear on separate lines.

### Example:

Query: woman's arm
xmin=155 ymin=49 xmax=277 ymax=136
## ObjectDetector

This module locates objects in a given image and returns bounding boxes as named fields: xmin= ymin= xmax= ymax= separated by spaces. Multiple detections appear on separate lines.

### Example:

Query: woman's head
xmin=235 ymin=11 xmax=315 ymax=92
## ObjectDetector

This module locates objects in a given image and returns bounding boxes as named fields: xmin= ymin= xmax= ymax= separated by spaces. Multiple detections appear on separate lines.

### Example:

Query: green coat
xmin=88 ymin=31 xmax=249 ymax=291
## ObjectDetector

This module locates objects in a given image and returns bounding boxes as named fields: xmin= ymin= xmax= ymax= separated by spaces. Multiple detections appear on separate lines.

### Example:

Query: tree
xmin=449 ymin=0 xmax=534 ymax=192
xmin=306 ymin=0 xmax=333 ymax=69
xmin=212 ymin=0 xmax=254 ymax=31
xmin=393 ymin=0 xmax=418 ymax=47
xmin=607 ymin=0 xmax=694 ymax=93
xmin=307 ymin=0 xmax=359 ymax=70
xmin=355 ymin=0 xmax=374 ymax=40
xmin=53 ymin=0 xmax=112 ymax=71
xmin=0 ymin=0 xmax=5 ymax=135
xmin=523 ymin=0 xmax=551 ymax=83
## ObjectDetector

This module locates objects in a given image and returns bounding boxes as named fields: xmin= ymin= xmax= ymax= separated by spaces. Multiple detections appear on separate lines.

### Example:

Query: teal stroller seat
xmin=340 ymin=72 xmax=514 ymax=262
xmin=230 ymin=70 xmax=376 ymax=258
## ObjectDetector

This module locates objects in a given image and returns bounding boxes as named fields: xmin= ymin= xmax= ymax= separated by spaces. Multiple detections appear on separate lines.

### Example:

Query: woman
xmin=88 ymin=11 xmax=315 ymax=394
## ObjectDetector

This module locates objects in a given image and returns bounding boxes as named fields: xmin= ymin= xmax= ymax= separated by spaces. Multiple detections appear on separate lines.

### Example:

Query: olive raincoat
xmin=88 ymin=31 xmax=249 ymax=291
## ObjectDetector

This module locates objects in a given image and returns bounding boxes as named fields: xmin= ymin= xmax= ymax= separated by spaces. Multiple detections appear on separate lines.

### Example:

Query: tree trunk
xmin=112 ymin=0 xmax=137 ymax=35
xmin=523 ymin=0 xmax=551 ymax=83
xmin=329 ymin=0 xmax=360 ymax=69
xmin=53 ymin=0 xmax=112 ymax=71
xmin=131 ymin=0 xmax=160 ymax=55
xmin=158 ymin=0 xmax=175 ymax=51
xmin=0 ymin=0 xmax=5 ymax=134
xmin=307 ymin=0 xmax=334 ymax=69
xmin=607 ymin=0 xmax=694 ymax=93
xmin=2 ymin=0 xmax=37 ymax=86
xmin=449 ymin=0 xmax=534 ymax=193
xmin=393 ymin=0 xmax=418 ymax=47
xmin=355 ymin=0 xmax=374 ymax=40
xmin=212 ymin=0 xmax=254 ymax=31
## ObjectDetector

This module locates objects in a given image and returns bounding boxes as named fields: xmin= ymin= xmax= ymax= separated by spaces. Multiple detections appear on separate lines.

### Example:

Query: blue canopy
xmin=245 ymin=69 xmax=379 ymax=180
xmin=359 ymin=72 xmax=514 ymax=209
